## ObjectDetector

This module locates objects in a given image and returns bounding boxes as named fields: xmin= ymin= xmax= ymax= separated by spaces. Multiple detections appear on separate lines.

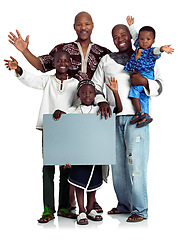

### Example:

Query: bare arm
xmin=130 ymin=69 xmax=149 ymax=91
xmin=106 ymin=77 xmax=123 ymax=113
xmin=8 ymin=30 xmax=43 ymax=71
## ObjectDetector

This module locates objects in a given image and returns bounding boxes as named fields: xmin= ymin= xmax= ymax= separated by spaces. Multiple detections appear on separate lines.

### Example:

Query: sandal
xmin=57 ymin=208 xmax=77 ymax=219
xmin=87 ymin=209 xmax=103 ymax=222
xmin=77 ymin=212 xmax=88 ymax=225
xmin=130 ymin=111 xmax=146 ymax=124
xmin=136 ymin=114 xmax=153 ymax=128
xmin=93 ymin=201 xmax=103 ymax=213
xmin=38 ymin=206 xmax=55 ymax=223
xmin=126 ymin=214 xmax=145 ymax=222
xmin=107 ymin=207 xmax=121 ymax=215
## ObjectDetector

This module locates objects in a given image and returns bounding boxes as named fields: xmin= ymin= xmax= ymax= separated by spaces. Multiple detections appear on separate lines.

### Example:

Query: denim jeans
xmin=112 ymin=115 xmax=149 ymax=218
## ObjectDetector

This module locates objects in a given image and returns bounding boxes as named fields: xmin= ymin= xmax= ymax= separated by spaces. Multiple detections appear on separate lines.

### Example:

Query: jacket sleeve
xmin=144 ymin=63 xmax=164 ymax=97
xmin=91 ymin=56 xmax=107 ymax=104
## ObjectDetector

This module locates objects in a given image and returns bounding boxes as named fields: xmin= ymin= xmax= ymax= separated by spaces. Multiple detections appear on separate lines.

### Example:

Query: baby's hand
xmin=106 ymin=77 xmax=118 ymax=92
xmin=126 ymin=16 xmax=134 ymax=26
xmin=53 ymin=109 xmax=66 ymax=120
xmin=161 ymin=45 xmax=174 ymax=54
xmin=4 ymin=56 xmax=18 ymax=70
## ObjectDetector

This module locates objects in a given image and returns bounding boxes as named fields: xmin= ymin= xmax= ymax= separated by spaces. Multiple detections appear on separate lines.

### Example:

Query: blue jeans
xmin=112 ymin=116 xmax=149 ymax=218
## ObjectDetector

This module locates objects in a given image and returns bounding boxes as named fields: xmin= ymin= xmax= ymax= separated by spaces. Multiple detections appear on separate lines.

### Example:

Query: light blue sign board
xmin=43 ymin=114 xmax=116 ymax=165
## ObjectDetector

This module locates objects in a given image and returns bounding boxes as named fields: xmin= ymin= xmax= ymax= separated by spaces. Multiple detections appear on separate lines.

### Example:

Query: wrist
xmin=143 ymin=77 xmax=149 ymax=90
xmin=160 ymin=46 xmax=164 ymax=52
xmin=21 ymin=48 xmax=29 ymax=55
xmin=15 ymin=66 xmax=23 ymax=76
xmin=113 ymin=89 xmax=118 ymax=94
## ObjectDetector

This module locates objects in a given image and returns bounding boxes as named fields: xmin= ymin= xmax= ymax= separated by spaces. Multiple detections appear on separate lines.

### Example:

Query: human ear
xmin=92 ymin=22 xmax=94 ymax=30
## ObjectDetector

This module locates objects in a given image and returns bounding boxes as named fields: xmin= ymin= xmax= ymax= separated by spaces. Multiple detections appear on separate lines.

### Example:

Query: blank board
xmin=43 ymin=114 xmax=116 ymax=165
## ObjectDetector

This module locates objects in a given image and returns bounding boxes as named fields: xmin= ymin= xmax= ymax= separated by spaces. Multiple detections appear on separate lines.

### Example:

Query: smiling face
xmin=78 ymin=84 xmax=96 ymax=106
xmin=138 ymin=31 xmax=155 ymax=49
xmin=112 ymin=25 xmax=132 ymax=54
xmin=54 ymin=51 xmax=71 ymax=75
xmin=74 ymin=12 xmax=94 ymax=42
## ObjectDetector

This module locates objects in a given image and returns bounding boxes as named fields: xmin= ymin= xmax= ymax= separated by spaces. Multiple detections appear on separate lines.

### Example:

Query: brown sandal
xmin=107 ymin=207 xmax=121 ymax=214
xmin=38 ymin=205 xmax=55 ymax=223
xmin=38 ymin=214 xmax=55 ymax=223
xmin=126 ymin=214 xmax=145 ymax=222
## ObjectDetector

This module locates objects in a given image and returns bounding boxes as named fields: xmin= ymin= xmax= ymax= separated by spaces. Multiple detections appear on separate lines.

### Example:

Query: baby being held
xmin=124 ymin=16 xmax=174 ymax=128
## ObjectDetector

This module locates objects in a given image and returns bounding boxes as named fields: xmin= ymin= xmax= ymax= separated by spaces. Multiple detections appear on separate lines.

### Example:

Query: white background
xmin=0 ymin=0 xmax=179 ymax=239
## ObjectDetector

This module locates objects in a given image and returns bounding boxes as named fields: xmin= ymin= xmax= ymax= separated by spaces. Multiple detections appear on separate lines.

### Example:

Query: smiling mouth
xmin=80 ymin=30 xmax=88 ymax=34
xmin=119 ymin=42 xmax=126 ymax=47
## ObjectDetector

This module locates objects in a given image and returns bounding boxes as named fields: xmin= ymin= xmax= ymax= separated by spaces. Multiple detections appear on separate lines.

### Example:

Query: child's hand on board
xmin=59 ymin=164 xmax=71 ymax=169
xmin=53 ymin=110 xmax=66 ymax=120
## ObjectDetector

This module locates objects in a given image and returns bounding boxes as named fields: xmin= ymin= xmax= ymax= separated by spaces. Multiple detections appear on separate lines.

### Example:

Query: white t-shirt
xmin=66 ymin=104 xmax=99 ymax=114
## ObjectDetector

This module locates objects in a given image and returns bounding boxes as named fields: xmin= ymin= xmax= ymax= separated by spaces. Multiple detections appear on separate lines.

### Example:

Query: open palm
xmin=8 ymin=30 xmax=29 ymax=52
xmin=4 ymin=57 xmax=18 ymax=70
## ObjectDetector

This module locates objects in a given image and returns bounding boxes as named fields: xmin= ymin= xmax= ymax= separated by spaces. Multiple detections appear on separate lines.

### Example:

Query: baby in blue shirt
xmin=124 ymin=16 xmax=174 ymax=127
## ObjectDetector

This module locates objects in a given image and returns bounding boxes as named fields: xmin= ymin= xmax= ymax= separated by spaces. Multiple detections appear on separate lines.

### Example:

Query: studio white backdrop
xmin=0 ymin=0 xmax=179 ymax=239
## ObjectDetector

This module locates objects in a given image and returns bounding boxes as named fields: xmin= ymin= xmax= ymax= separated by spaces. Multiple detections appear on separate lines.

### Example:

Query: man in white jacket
xmin=92 ymin=24 xmax=163 ymax=222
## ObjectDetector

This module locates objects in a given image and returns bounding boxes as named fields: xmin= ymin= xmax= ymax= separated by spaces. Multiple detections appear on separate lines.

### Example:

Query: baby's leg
xmin=132 ymin=98 xmax=141 ymax=113
xmin=130 ymin=98 xmax=146 ymax=124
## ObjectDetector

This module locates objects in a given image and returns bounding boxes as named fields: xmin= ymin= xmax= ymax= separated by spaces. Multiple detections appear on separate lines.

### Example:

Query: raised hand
xmin=8 ymin=30 xmax=29 ymax=53
xmin=161 ymin=45 xmax=174 ymax=54
xmin=106 ymin=77 xmax=118 ymax=92
xmin=4 ymin=56 xmax=18 ymax=70
xmin=126 ymin=16 xmax=134 ymax=26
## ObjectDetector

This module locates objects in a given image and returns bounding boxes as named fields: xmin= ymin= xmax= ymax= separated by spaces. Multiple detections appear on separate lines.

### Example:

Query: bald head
xmin=74 ymin=11 xmax=93 ymax=24
xmin=112 ymin=24 xmax=130 ymax=36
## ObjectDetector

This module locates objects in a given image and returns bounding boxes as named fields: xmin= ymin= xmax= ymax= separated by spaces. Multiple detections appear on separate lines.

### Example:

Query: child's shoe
xmin=136 ymin=114 xmax=153 ymax=128
xmin=130 ymin=111 xmax=146 ymax=124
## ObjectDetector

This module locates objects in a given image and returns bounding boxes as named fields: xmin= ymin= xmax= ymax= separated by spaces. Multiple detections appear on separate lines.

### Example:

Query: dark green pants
xmin=43 ymin=165 xmax=70 ymax=213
